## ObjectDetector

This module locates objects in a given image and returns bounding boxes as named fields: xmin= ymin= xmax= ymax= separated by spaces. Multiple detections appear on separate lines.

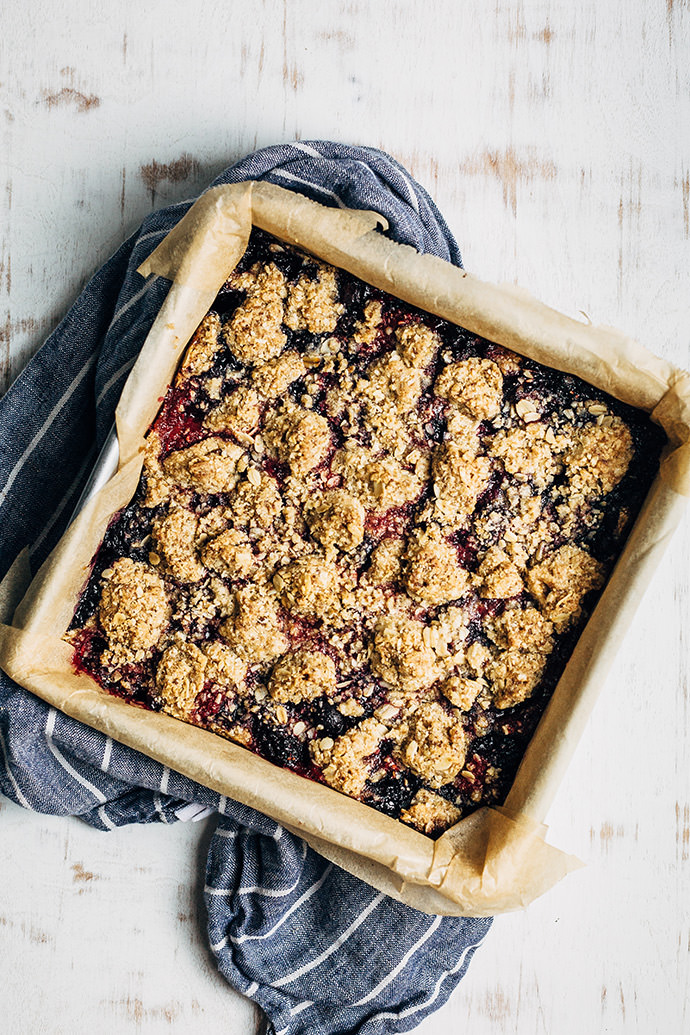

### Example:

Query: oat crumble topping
xmin=435 ymin=357 xmax=503 ymax=420
xmin=399 ymin=789 xmax=462 ymax=836
xmin=67 ymin=227 xmax=665 ymax=837
xmin=98 ymin=558 xmax=168 ymax=663
xmin=395 ymin=701 xmax=468 ymax=788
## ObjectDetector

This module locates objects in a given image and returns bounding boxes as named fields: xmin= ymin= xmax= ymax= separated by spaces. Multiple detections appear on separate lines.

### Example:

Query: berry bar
xmin=67 ymin=228 xmax=664 ymax=836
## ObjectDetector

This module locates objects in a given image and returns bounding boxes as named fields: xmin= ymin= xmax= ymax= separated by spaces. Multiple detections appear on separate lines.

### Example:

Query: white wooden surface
xmin=1 ymin=2 xmax=689 ymax=1032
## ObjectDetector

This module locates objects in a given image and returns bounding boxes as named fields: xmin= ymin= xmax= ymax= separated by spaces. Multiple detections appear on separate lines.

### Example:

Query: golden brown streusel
xmin=200 ymin=527 xmax=257 ymax=580
xmin=364 ymin=352 xmax=422 ymax=414
xmin=228 ymin=473 xmax=282 ymax=528
xmin=395 ymin=321 xmax=441 ymax=369
xmin=204 ymin=385 xmax=261 ymax=437
xmin=304 ymin=489 xmax=366 ymax=551
xmin=446 ymin=410 xmax=481 ymax=451
xmin=141 ymin=432 xmax=172 ymax=508
xmin=441 ymin=675 xmax=483 ymax=711
xmin=338 ymin=697 xmax=366 ymax=717
xmin=152 ymin=507 xmax=204 ymax=584
xmin=399 ymin=789 xmax=462 ymax=835
xmin=370 ymin=614 xmax=441 ymax=694
xmin=224 ymin=262 xmax=288 ymax=364
xmin=156 ymin=641 xmax=207 ymax=720
xmin=163 ymin=437 xmax=245 ymax=494
xmin=466 ymin=641 xmax=492 ymax=674
xmin=564 ymin=418 xmax=633 ymax=497
xmin=490 ymin=424 xmax=563 ymax=486
xmin=251 ymin=350 xmax=306 ymax=398
xmin=395 ymin=702 xmax=468 ymax=788
xmin=284 ymin=265 xmax=343 ymax=334
xmin=264 ymin=406 xmax=332 ymax=476
xmin=489 ymin=605 xmax=554 ymax=653
xmin=268 ymin=649 xmax=337 ymax=704
xmin=366 ymin=538 xmax=405 ymax=585
xmin=485 ymin=606 xmax=555 ymax=709
xmin=353 ymin=299 xmax=383 ymax=344
xmin=527 ymin=544 xmax=605 ymax=632
xmin=403 ymin=527 xmax=468 ymax=606
xmin=432 ymin=440 xmax=492 ymax=523
xmin=220 ymin=583 xmax=288 ymax=662
xmin=476 ymin=546 xmax=523 ymax=599
xmin=179 ymin=312 xmax=223 ymax=378
xmin=310 ymin=718 xmax=387 ymax=797
xmin=99 ymin=559 xmax=168 ymax=658
xmin=279 ymin=556 xmax=341 ymax=619
xmin=333 ymin=446 xmax=424 ymax=512
xmin=435 ymin=357 xmax=503 ymax=420
xmin=203 ymin=641 xmax=247 ymax=690
xmin=487 ymin=650 xmax=549 ymax=709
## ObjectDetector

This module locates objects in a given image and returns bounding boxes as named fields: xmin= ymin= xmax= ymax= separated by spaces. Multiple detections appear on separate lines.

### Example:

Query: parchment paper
xmin=1 ymin=181 xmax=687 ymax=916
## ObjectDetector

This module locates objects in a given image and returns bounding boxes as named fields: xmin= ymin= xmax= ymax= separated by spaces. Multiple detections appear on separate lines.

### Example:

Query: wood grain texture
xmin=1 ymin=1 xmax=688 ymax=1033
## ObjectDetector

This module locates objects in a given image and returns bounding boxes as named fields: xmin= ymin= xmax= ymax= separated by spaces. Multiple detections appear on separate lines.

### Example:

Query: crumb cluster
xmin=67 ymin=228 xmax=664 ymax=837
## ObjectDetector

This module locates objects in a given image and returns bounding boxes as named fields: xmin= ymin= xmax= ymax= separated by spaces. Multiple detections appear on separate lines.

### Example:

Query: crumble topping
xmin=435 ymin=357 xmax=503 ymax=419
xmin=333 ymin=447 xmax=424 ymax=511
xmin=305 ymin=489 xmax=365 ymax=551
xmin=203 ymin=641 xmax=247 ymax=689
xmin=156 ymin=641 xmax=207 ymax=720
xmin=142 ymin=432 xmax=172 ymax=508
xmin=487 ymin=649 xmax=549 ymax=709
xmin=220 ymin=583 xmax=287 ymax=662
xmin=399 ymin=789 xmax=462 ymax=836
xmin=564 ymin=417 xmax=634 ymax=497
xmin=98 ymin=559 xmax=168 ymax=661
xmin=268 ymin=649 xmax=337 ymax=704
xmin=486 ymin=606 xmax=554 ymax=708
xmin=395 ymin=702 xmax=468 ymax=788
xmin=490 ymin=605 xmax=554 ymax=653
xmin=251 ymin=351 xmax=307 ymax=398
xmin=224 ymin=262 xmax=287 ymax=363
xmin=69 ymin=226 xmax=663 ymax=838
xmin=476 ymin=546 xmax=523 ymax=599
xmin=163 ymin=437 xmax=245 ymax=494
xmin=179 ymin=312 xmax=222 ymax=378
xmin=403 ymin=527 xmax=469 ymax=606
xmin=200 ymin=527 xmax=257 ymax=580
xmin=526 ymin=544 xmax=605 ymax=632
xmin=490 ymin=424 xmax=563 ymax=486
xmin=370 ymin=614 xmax=441 ymax=694
xmin=432 ymin=440 xmax=492 ymax=523
xmin=395 ymin=321 xmax=441 ymax=369
xmin=466 ymin=641 xmax=492 ymax=674
xmin=367 ymin=538 xmax=404 ymax=585
xmin=151 ymin=508 xmax=203 ymax=584
xmin=353 ymin=299 xmax=383 ymax=344
xmin=310 ymin=718 xmax=387 ymax=797
xmin=204 ymin=385 xmax=261 ymax=437
xmin=264 ymin=405 xmax=332 ymax=476
xmin=364 ymin=352 xmax=423 ymax=414
xmin=278 ymin=556 xmax=341 ymax=619
xmin=284 ymin=264 xmax=343 ymax=334
xmin=441 ymin=675 xmax=484 ymax=711
xmin=228 ymin=473 xmax=282 ymax=528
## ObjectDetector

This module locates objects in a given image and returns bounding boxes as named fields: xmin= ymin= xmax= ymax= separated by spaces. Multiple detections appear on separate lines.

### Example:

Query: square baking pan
xmin=1 ymin=182 xmax=688 ymax=915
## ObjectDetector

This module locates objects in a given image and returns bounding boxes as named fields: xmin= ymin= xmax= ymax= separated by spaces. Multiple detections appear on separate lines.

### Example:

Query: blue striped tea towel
xmin=0 ymin=142 xmax=491 ymax=1035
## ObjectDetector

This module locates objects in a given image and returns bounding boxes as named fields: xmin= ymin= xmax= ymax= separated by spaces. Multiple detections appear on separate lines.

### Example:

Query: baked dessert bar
xmin=67 ymin=228 xmax=664 ymax=836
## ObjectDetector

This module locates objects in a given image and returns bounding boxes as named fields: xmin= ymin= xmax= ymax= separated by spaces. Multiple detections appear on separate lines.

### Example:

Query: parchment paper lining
xmin=1 ymin=181 xmax=687 ymax=916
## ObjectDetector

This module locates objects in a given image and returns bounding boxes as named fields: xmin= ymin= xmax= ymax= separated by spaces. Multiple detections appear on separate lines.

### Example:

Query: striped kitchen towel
xmin=0 ymin=142 xmax=491 ymax=1035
